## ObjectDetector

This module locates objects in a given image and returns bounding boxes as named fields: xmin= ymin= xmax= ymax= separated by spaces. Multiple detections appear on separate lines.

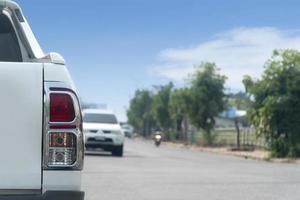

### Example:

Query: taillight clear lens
xmin=48 ymin=132 xmax=77 ymax=166
xmin=50 ymin=93 xmax=75 ymax=122
xmin=49 ymin=132 xmax=76 ymax=148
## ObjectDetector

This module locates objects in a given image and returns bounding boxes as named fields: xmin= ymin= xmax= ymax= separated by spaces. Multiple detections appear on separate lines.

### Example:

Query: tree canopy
xmin=151 ymin=82 xmax=174 ymax=131
xmin=187 ymin=63 xmax=227 ymax=144
xmin=244 ymin=49 xmax=300 ymax=157
xmin=127 ymin=62 xmax=227 ymax=145
xmin=127 ymin=89 xmax=153 ymax=136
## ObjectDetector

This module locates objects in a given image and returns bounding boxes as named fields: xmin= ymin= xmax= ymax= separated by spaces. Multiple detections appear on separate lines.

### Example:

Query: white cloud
xmin=151 ymin=27 xmax=300 ymax=90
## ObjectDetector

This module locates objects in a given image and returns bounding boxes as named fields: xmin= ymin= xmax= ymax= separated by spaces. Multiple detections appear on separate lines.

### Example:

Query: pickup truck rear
xmin=0 ymin=1 xmax=84 ymax=199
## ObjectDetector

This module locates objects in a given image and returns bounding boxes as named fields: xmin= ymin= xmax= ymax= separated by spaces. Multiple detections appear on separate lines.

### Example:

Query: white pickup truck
xmin=0 ymin=1 xmax=84 ymax=200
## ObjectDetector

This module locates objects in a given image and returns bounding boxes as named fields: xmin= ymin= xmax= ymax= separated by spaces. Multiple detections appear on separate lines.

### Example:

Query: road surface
xmin=82 ymin=138 xmax=300 ymax=200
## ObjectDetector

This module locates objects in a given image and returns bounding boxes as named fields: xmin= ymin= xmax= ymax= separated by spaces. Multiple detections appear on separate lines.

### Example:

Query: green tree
xmin=127 ymin=89 xmax=154 ymax=136
xmin=243 ymin=49 xmax=300 ymax=158
xmin=169 ymin=88 xmax=190 ymax=142
xmin=188 ymin=63 xmax=227 ymax=145
xmin=151 ymin=82 xmax=174 ymax=134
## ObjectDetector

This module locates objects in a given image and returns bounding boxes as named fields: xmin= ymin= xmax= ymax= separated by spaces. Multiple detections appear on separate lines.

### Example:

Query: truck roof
xmin=0 ymin=0 xmax=19 ymax=9
xmin=0 ymin=0 xmax=45 ymax=59
xmin=0 ymin=0 xmax=66 ymax=64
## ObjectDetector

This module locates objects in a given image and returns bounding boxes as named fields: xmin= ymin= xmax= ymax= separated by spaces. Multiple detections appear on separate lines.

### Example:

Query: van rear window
xmin=0 ymin=14 xmax=22 ymax=62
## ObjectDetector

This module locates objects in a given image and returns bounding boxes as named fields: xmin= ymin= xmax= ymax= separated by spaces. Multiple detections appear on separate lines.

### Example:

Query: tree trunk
xmin=142 ymin=119 xmax=146 ymax=137
xmin=146 ymin=118 xmax=151 ymax=137
xmin=176 ymin=118 xmax=182 ymax=141
xmin=234 ymin=118 xmax=240 ymax=149
xmin=183 ymin=116 xmax=188 ymax=144
xmin=143 ymin=118 xmax=150 ymax=137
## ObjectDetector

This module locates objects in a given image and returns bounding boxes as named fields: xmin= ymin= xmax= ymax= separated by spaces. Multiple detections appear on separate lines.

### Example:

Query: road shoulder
xmin=164 ymin=141 xmax=300 ymax=164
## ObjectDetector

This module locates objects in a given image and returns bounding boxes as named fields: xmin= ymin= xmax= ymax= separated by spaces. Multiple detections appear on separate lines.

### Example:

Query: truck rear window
xmin=0 ymin=14 xmax=22 ymax=62
xmin=83 ymin=113 xmax=118 ymax=124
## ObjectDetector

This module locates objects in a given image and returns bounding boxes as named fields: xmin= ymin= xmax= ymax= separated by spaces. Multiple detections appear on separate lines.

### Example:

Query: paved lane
xmin=82 ymin=138 xmax=300 ymax=200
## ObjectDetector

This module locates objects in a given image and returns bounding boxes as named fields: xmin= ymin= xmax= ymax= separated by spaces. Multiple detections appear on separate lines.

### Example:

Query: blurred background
xmin=20 ymin=0 xmax=300 ymax=122
xmin=16 ymin=1 xmax=300 ymax=199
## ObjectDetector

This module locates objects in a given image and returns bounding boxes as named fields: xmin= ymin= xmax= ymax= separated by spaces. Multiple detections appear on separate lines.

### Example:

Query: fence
xmin=191 ymin=127 xmax=268 ymax=149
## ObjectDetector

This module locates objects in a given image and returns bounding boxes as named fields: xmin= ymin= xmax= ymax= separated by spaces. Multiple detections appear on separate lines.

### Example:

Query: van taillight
xmin=50 ymin=93 xmax=75 ymax=122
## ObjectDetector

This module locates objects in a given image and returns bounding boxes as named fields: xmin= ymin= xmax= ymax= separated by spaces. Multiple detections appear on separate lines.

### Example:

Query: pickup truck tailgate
xmin=0 ymin=63 xmax=43 ymax=190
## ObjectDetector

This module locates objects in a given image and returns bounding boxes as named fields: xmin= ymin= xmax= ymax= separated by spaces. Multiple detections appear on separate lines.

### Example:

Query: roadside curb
xmin=164 ymin=141 xmax=300 ymax=164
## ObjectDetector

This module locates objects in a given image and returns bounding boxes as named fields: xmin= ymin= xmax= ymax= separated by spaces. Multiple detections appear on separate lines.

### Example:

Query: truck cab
xmin=0 ymin=1 xmax=84 ymax=199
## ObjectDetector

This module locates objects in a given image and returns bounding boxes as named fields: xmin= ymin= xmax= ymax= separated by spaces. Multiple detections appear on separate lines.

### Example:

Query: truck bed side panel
xmin=0 ymin=62 xmax=43 ymax=190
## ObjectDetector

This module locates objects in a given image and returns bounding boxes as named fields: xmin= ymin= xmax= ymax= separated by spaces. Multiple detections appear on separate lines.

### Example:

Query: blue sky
xmin=18 ymin=0 xmax=300 ymax=121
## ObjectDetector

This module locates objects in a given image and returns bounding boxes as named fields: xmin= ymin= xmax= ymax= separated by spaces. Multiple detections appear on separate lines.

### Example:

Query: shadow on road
xmin=85 ymin=149 xmax=113 ymax=157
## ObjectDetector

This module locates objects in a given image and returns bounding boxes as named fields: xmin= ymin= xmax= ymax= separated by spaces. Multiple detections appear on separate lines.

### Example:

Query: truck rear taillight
xmin=49 ymin=132 xmax=76 ymax=148
xmin=44 ymin=83 xmax=84 ymax=170
xmin=48 ymin=132 xmax=77 ymax=166
xmin=50 ymin=94 xmax=75 ymax=122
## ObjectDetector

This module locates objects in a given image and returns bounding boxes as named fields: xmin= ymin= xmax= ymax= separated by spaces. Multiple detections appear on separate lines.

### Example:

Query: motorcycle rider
xmin=153 ymin=128 xmax=163 ymax=147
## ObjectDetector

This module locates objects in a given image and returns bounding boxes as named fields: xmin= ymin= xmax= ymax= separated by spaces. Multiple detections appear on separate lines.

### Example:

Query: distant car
xmin=83 ymin=109 xmax=125 ymax=156
xmin=120 ymin=123 xmax=134 ymax=138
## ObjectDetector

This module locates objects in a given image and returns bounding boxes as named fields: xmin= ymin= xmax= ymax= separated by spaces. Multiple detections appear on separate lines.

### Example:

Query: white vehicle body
xmin=120 ymin=123 xmax=134 ymax=138
xmin=83 ymin=109 xmax=125 ymax=156
xmin=0 ymin=1 xmax=84 ymax=199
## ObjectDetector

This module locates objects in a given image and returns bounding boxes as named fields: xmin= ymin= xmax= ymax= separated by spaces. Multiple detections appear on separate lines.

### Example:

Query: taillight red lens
xmin=49 ymin=125 xmax=77 ymax=129
xmin=50 ymin=93 xmax=75 ymax=122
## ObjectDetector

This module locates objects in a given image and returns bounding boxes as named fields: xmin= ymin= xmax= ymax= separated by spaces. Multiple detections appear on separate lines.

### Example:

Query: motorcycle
xmin=154 ymin=133 xmax=162 ymax=147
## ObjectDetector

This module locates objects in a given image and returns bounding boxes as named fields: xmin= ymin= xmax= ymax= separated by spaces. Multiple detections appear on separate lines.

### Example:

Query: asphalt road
xmin=82 ymin=138 xmax=300 ymax=200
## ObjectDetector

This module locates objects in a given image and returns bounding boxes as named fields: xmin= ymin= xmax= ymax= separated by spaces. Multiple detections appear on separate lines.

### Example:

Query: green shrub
xmin=270 ymin=137 xmax=300 ymax=158
xmin=165 ymin=131 xmax=177 ymax=141
xmin=270 ymin=138 xmax=289 ymax=158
